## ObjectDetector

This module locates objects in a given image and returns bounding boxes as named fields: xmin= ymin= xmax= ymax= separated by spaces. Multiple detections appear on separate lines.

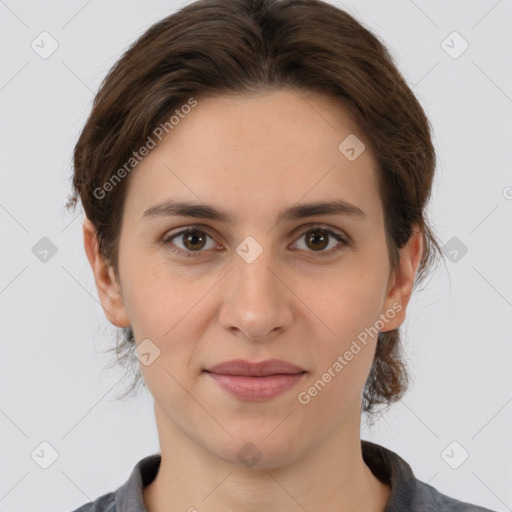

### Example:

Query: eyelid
xmin=290 ymin=222 xmax=349 ymax=242
xmin=162 ymin=224 xmax=221 ymax=258
xmin=289 ymin=223 xmax=350 ymax=257
xmin=162 ymin=222 xmax=350 ymax=258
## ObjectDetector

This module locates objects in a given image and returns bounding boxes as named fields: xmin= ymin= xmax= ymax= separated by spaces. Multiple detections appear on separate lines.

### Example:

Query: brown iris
xmin=304 ymin=229 xmax=329 ymax=251
xmin=182 ymin=230 xmax=207 ymax=251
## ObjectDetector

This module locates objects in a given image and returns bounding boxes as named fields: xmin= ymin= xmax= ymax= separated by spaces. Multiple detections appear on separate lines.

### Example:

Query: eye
xmin=163 ymin=226 xmax=218 ymax=258
xmin=162 ymin=223 xmax=349 ymax=259
xmin=291 ymin=225 xmax=349 ymax=257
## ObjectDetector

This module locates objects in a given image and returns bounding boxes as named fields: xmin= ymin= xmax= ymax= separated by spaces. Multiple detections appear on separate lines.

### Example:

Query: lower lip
xmin=204 ymin=371 xmax=307 ymax=401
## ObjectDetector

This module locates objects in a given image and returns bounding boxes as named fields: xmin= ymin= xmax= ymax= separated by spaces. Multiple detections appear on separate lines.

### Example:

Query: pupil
xmin=308 ymin=230 xmax=328 ymax=250
xmin=185 ymin=231 xmax=205 ymax=250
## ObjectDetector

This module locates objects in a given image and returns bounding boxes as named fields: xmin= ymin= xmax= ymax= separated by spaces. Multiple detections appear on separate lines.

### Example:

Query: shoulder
xmin=416 ymin=479 xmax=497 ymax=512
xmin=361 ymin=440 xmax=497 ymax=512
xmin=69 ymin=491 xmax=116 ymax=512
xmin=68 ymin=452 xmax=161 ymax=512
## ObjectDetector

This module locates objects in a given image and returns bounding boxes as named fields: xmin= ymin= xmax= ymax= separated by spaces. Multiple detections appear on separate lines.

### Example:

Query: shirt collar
xmin=114 ymin=440 xmax=423 ymax=511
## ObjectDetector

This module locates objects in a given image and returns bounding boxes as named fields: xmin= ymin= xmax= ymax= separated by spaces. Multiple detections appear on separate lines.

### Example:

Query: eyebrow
xmin=141 ymin=198 xmax=366 ymax=224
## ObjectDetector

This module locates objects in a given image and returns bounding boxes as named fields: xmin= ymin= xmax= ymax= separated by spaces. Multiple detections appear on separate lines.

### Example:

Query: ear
xmin=83 ymin=217 xmax=131 ymax=328
xmin=379 ymin=226 xmax=424 ymax=332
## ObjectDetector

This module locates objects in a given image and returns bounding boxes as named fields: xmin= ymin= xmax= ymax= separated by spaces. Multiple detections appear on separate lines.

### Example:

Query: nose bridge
xmin=234 ymin=234 xmax=280 ymax=302
xmin=219 ymin=235 xmax=292 ymax=339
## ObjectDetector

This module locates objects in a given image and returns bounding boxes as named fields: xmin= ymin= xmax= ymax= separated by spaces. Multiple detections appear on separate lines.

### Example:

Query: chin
xmin=202 ymin=431 xmax=306 ymax=470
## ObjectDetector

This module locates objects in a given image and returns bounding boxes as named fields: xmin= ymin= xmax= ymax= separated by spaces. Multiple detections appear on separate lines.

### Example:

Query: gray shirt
xmin=70 ymin=440 xmax=496 ymax=511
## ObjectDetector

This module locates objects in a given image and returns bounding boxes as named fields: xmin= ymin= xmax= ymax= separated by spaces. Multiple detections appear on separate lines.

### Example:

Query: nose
xmin=218 ymin=243 xmax=294 ymax=341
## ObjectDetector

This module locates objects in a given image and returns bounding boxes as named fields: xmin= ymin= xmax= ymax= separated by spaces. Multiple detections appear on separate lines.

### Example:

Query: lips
xmin=204 ymin=358 xmax=306 ymax=377
xmin=203 ymin=358 xmax=307 ymax=401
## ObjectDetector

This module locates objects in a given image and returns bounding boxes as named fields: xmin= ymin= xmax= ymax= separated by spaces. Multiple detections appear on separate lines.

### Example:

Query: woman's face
xmin=85 ymin=89 xmax=420 ymax=467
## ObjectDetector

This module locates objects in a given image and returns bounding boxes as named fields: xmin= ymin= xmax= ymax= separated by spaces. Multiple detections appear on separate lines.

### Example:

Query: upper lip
xmin=204 ymin=358 xmax=306 ymax=377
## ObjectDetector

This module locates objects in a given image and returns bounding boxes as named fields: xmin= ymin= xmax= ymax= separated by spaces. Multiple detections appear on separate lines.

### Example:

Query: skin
xmin=84 ymin=88 xmax=423 ymax=512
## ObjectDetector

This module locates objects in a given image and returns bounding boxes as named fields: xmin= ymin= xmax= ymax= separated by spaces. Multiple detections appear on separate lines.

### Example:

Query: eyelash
xmin=162 ymin=224 xmax=350 ymax=259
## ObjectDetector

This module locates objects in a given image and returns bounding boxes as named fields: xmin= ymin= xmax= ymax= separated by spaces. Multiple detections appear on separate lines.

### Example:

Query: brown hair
xmin=66 ymin=0 xmax=444 ymax=416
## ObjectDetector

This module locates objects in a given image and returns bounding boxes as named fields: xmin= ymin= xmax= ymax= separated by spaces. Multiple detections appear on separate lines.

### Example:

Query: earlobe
xmin=82 ymin=218 xmax=131 ymax=328
xmin=379 ymin=227 xmax=424 ymax=332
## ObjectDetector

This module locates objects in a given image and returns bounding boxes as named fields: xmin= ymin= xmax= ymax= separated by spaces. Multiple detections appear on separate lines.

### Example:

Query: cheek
xmin=121 ymin=256 xmax=206 ymax=335
xmin=297 ymin=275 xmax=383 ymax=416
xmin=304 ymin=260 xmax=387 ymax=344
xmin=299 ymin=255 xmax=388 ymax=391
xmin=122 ymin=262 xmax=216 ymax=379
xmin=295 ymin=348 xmax=373 ymax=439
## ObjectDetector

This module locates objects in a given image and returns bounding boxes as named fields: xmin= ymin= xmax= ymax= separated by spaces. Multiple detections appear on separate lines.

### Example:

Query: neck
xmin=143 ymin=400 xmax=390 ymax=512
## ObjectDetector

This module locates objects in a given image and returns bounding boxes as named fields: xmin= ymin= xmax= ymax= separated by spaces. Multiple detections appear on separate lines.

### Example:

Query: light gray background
xmin=1 ymin=0 xmax=511 ymax=511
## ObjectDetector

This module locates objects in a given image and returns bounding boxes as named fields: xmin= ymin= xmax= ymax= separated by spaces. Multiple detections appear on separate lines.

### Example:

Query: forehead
xmin=123 ymin=89 xmax=383 ymax=226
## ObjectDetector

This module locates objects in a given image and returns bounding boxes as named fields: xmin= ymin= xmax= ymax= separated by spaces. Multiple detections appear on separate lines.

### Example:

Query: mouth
xmin=203 ymin=358 xmax=306 ymax=377
xmin=204 ymin=372 xmax=307 ymax=401
xmin=203 ymin=358 xmax=307 ymax=401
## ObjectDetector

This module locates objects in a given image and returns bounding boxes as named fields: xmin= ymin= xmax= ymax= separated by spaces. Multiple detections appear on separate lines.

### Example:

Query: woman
xmin=67 ymin=0 xmax=496 ymax=510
